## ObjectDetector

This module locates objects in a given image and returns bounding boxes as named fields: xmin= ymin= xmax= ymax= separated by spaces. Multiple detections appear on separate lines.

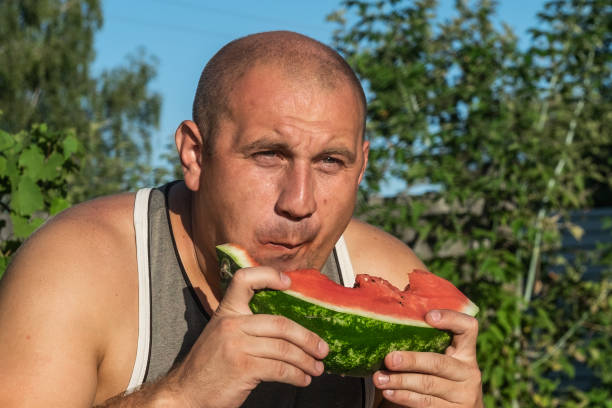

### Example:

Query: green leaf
xmin=18 ymin=146 xmax=45 ymax=182
xmin=0 ymin=130 xmax=14 ymax=151
xmin=10 ymin=214 xmax=45 ymax=239
xmin=61 ymin=133 xmax=79 ymax=159
xmin=40 ymin=152 xmax=65 ymax=181
xmin=5 ymin=157 xmax=20 ymax=189
xmin=49 ymin=197 xmax=70 ymax=215
xmin=11 ymin=176 xmax=44 ymax=216
xmin=0 ymin=156 xmax=7 ymax=176
xmin=0 ymin=256 xmax=7 ymax=280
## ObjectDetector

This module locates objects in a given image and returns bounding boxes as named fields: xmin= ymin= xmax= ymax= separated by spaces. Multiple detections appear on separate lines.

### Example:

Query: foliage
xmin=0 ymin=0 xmax=162 ymax=202
xmin=0 ymin=121 xmax=82 ymax=279
xmin=329 ymin=0 xmax=611 ymax=406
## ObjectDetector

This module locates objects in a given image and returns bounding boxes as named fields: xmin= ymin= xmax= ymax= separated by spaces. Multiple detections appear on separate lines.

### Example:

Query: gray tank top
xmin=140 ymin=183 xmax=373 ymax=407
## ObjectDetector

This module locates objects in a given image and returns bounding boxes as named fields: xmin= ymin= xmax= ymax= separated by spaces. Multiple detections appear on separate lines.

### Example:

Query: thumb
xmin=216 ymin=266 xmax=291 ymax=316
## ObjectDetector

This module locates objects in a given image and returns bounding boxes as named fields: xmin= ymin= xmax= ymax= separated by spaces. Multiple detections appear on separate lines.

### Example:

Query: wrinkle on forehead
xmin=274 ymin=120 xmax=359 ymax=156
xmin=221 ymin=64 xmax=364 ymax=158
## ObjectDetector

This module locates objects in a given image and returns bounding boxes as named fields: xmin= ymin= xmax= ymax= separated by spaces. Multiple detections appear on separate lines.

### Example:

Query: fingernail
xmin=392 ymin=352 xmax=403 ymax=366
xmin=315 ymin=361 xmax=324 ymax=373
xmin=383 ymin=390 xmax=394 ymax=397
xmin=429 ymin=310 xmax=441 ymax=322
xmin=318 ymin=340 xmax=329 ymax=355
xmin=377 ymin=374 xmax=389 ymax=385
xmin=280 ymin=272 xmax=291 ymax=285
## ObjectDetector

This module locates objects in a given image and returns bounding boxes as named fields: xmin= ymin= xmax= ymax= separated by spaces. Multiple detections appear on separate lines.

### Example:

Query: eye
xmin=255 ymin=151 xmax=277 ymax=157
xmin=322 ymin=156 xmax=342 ymax=164
xmin=319 ymin=155 xmax=345 ymax=172
xmin=252 ymin=150 xmax=283 ymax=166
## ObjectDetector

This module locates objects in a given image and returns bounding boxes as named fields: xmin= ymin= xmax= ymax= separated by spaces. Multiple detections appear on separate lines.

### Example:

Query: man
xmin=0 ymin=31 xmax=482 ymax=407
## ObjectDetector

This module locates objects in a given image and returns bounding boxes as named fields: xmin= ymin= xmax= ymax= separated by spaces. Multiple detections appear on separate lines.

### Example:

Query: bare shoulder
xmin=0 ymin=193 xmax=138 ymax=406
xmin=344 ymin=218 xmax=427 ymax=289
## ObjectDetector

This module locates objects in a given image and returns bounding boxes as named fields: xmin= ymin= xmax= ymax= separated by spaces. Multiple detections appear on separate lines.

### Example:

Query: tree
xmin=0 ymin=121 xmax=82 ymax=278
xmin=329 ymin=0 xmax=611 ymax=406
xmin=0 ymin=0 xmax=161 ymax=202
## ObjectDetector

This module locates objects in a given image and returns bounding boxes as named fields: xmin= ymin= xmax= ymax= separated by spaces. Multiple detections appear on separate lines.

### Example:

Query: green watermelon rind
xmin=216 ymin=243 xmax=255 ymax=291
xmin=249 ymin=289 xmax=452 ymax=377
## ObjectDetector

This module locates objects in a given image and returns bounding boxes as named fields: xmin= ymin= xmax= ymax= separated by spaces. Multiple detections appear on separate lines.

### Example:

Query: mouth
xmin=265 ymin=241 xmax=305 ymax=250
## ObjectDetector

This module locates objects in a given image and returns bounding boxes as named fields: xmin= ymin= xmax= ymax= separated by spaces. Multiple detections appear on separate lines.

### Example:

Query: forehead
xmin=224 ymin=63 xmax=364 ymax=145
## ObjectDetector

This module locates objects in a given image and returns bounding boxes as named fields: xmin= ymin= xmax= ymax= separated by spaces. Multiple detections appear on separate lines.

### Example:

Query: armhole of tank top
xmin=126 ymin=187 xmax=153 ymax=393
xmin=334 ymin=234 xmax=355 ymax=287
xmin=334 ymin=235 xmax=376 ymax=408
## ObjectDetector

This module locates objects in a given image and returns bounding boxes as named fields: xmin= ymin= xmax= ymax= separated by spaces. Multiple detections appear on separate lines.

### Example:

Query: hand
xmin=373 ymin=310 xmax=483 ymax=408
xmin=165 ymin=266 xmax=329 ymax=408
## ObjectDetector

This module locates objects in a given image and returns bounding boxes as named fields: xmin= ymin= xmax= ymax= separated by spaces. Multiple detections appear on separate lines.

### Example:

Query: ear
xmin=175 ymin=120 xmax=203 ymax=192
xmin=357 ymin=140 xmax=369 ymax=185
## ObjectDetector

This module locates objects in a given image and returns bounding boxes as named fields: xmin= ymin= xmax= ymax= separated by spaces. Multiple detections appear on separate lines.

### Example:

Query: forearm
xmin=96 ymin=375 xmax=187 ymax=408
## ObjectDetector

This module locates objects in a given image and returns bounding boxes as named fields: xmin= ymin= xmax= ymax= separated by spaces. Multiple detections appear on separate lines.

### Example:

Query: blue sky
xmin=93 ymin=0 xmax=546 ymax=174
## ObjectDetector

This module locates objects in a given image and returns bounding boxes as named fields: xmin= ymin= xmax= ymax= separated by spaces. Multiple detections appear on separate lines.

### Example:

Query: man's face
xmin=198 ymin=63 xmax=368 ymax=271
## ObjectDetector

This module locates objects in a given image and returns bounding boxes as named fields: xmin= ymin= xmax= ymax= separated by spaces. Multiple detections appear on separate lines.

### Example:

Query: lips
xmin=267 ymin=241 xmax=303 ymax=249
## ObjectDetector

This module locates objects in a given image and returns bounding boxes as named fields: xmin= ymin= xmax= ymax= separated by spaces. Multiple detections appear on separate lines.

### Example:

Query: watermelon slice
xmin=216 ymin=243 xmax=478 ymax=377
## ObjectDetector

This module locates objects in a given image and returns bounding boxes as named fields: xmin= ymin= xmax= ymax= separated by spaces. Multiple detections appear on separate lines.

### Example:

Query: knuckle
xmin=306 ymin=331 xmax=321 ymax=351
xmin=271 ymin=315 xmax=291 ymax=332
xmin=276 ymin=339 xmax=291 ymax=356
xmin=232 ymin=268 xmax=249 ymax=284
xmin=420 ymin=375 xmax=435 ymax=394
xmin=274 ymin=360 xmax=289 ymax=379
xmin=430 ymin=355 xmax=444 ymax=373
xmin=217 ymin=316 xmax=237 ymax=333
xmin=468 ymin=317 xmax=479 ymax=333
xmin=421 ymin=394 xmax=434 ymax=407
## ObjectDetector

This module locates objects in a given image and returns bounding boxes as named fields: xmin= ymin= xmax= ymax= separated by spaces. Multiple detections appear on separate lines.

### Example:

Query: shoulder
xmin=8 ymin=192 xmax=138 ymax=287
xmin=0 ymin=192 xmax=139 ymax=404
xmin=343 ymin=218 xmax=427 ymax=289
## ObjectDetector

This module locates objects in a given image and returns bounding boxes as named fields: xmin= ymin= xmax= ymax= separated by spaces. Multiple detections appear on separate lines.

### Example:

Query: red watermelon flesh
xmin=283 ymin=269 xmax=479 ymax=327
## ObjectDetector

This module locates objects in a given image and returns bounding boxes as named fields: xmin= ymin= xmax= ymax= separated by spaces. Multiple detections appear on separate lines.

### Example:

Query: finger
xmin=373 ymin=371 xmax=460 ymax=403
xmin=425 ymin=309 xmax=479 ymax=359
xmin=253 ymin=357 xmax=314 ymax=388
xmin=240 ymin=314 xmax=329 ymax=360
xmin=244 ymin=337 xmax=325 ymax=377
xmin=381 ymin=389 xmax=455 ymax=408
xmin=384 ymin=351 xmax=468 ymax=382
xmin=217 ymin=266 xmax=291 ymax=315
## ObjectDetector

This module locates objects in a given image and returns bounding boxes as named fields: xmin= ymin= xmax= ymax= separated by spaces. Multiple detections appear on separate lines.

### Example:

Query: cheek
xmin=223 ymin=167 xmax=280 ymax=221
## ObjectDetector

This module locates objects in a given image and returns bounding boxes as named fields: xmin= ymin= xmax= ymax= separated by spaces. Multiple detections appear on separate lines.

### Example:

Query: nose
xmin=275 ymin=162 xmax=317 ymax=221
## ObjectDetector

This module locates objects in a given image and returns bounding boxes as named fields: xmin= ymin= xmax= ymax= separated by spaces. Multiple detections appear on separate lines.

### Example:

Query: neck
xmin=189 ymin=195 xmax=224 ymax=299
xmin=168 ymin=182 xmax=223 ymax=310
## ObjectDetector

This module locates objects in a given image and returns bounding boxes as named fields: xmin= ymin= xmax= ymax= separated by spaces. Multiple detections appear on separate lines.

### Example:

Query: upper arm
xmin=0 ymin=195 xmax=137 ymax=406
xmin=344 ymin=218 xmax=426 ymax=289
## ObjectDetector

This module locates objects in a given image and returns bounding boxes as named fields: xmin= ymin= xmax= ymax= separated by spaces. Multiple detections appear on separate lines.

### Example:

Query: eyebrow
xmin=240 ymin=139 xmax=290 ymax=155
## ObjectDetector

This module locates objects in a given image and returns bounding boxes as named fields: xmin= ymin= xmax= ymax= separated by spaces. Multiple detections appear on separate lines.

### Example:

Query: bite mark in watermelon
xmin=216 ymin=243 xmax=478 ymax=377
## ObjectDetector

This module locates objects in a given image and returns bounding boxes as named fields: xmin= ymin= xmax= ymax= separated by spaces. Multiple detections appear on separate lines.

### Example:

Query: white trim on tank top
xmin=126 ymin=188 xmax=152 ymax=392
xmin=128 ymin=188 xmax=373 ymax=406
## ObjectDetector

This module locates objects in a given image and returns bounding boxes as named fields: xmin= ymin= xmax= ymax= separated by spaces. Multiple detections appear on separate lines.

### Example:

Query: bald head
xmin=192 ymin=31 xmax=366 ymax=153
